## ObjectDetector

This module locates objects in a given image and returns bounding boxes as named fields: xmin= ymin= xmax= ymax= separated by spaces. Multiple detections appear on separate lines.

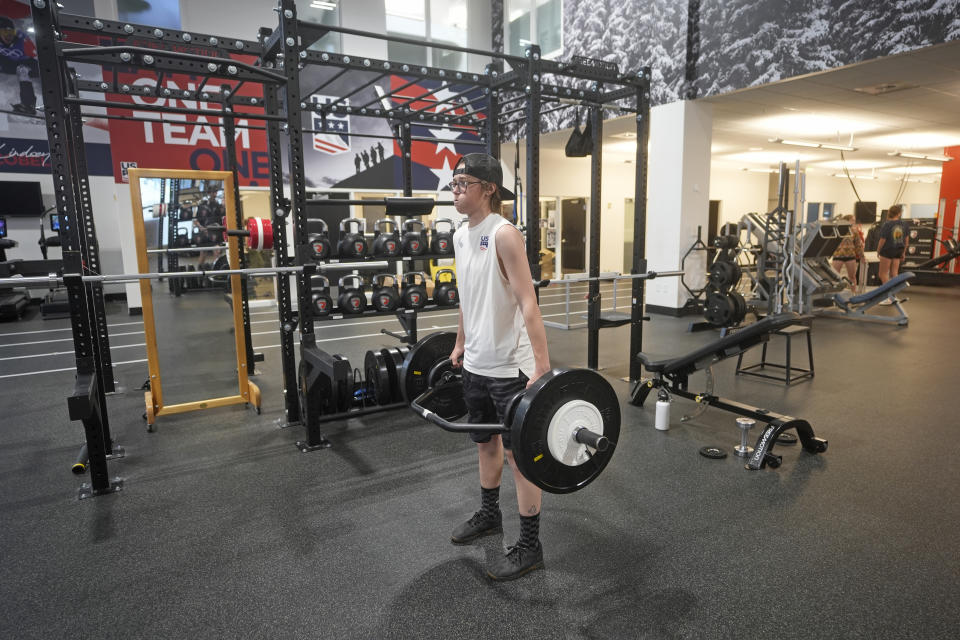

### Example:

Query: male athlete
xmin=448 ymin=153 xmax=551 ymax=580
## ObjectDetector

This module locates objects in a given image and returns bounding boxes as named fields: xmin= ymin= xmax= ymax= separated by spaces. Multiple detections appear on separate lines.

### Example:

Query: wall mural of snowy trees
xmin=529 ymin=0 xmax=960 ymax=134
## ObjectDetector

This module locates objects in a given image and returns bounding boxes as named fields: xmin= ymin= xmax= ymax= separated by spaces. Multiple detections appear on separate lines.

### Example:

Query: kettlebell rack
xmin=306 ymin=196 xmax=461 ymax=340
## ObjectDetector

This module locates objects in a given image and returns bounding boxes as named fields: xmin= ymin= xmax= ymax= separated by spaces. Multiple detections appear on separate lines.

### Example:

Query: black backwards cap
xmin=453 ymin=153 xmax=515 ymax=201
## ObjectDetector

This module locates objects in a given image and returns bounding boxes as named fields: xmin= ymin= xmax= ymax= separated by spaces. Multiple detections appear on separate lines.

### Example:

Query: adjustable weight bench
xmin=819 ymin=272 xmax=914 ymax=326
xmin=630 ymin=313 xmax=828 ymax=470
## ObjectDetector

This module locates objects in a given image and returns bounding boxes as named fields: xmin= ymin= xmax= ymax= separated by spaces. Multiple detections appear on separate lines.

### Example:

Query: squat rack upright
xmin=28 ymin=0 xmax=652 ymax=498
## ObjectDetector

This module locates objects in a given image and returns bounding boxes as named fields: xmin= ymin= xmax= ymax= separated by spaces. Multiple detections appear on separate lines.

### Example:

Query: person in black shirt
xmin=876 ymin=204 xmax=910 ymax=286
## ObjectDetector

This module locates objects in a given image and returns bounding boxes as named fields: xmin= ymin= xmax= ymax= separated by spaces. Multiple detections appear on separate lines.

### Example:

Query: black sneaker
xmin=451 ymin=510 xmax=502 ymax=544
xmin=486 ymin=544 xmax=544 ymax=581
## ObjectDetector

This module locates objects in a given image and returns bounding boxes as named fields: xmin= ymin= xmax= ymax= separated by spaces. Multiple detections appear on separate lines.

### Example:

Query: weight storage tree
xmin=28 ymin=0 xmax=652 ymax=498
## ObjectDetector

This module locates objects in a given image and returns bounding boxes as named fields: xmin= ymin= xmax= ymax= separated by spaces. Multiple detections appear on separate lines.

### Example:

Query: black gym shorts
xmin=462 ymin=368 xmax=528 ymax=449
xmin=879 ymin=246 xmax=905 ymax=259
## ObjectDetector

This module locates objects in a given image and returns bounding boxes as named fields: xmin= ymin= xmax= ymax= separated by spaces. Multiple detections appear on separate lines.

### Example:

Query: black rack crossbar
xmin=301 ymin=128 xmax=484 ymax=146
xmin=59 ymin=45 xmax=285 ymax=84
xmin=432 ymin=93 xmax=489 ymax=117
xmin=65 ymin=97 xmax=284 ymax=122
xmin=298 ymin=21 xmax=527 ymax=65
xmin=410 ymin=85 xmax=484 ymax=114
xmin=305 ymin=68 xmax=350 ymax=101
xmin=58 ymin=13 xmax=262 ymax=56
xmin=394 ymin=83 xmax=451 ymax=110
xmin=323 ymin=73 xmax=387 ymax=110
xmin=80 ymin=112 xmax=267 ymax=130
xmin=356 ymin=77 xmax=420 ymax=110
xmin=500 ymin=103 xmax=573 ymax=127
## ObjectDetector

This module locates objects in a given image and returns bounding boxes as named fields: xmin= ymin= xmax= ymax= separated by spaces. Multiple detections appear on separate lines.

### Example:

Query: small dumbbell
xmin=734 ymin=417 xmax=755 ymax=457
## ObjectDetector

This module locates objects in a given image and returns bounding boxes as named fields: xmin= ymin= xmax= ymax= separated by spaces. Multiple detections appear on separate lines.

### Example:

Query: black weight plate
xmin=427 ymin=358 xmax=455 ymax=388
xmin=401 ymin=332 xmax=457 ymax=402
xmin=699 ymin=446 xmax=727 ymax=459
xmin=424 ymin=377 xmax=468 ymax=421
xmin=729 ymin=291 xmax=746 ymax=323
xmin=511 ymin=369 xmax=620 ymax=495
xmin=708 ymin=261 xmax=735 ymax=291
xmin=364 ymin=350 xmax=391 ymax=406
xmin=704 ymin=292 xmax=736 ymax=326
xmin=776 ymin=432 xmax=798 ymax=445
xmin=374 ymin=351 xmax=391 ymax=405
xmin=334 ymin=354 xmax=353 ymax=412
xmin=381 ymin=347 xmax=403 ymax=403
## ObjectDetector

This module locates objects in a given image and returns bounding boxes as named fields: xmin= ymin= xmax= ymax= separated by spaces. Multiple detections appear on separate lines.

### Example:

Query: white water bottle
xmin=655 ymin=390 xmax=670 ymax=431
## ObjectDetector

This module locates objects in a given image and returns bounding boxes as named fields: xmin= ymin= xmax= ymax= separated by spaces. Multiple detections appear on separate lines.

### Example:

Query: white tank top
xmin=453 ymin=213 xmax=535 ymax=378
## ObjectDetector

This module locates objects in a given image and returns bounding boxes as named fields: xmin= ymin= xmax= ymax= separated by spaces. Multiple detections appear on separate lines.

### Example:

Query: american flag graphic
xmin=380 ymin=76 xmax=487 ymax=187
xmin=311 ymin=94 xmax=351 ymax=155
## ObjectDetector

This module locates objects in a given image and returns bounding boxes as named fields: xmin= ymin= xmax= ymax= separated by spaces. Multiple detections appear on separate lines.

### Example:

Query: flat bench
xmin=631 ymin=313 xmax=828 ymax=470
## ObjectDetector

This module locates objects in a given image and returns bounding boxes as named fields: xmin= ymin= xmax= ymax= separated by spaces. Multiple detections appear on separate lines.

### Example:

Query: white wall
xmin=0 ymin=173 xmax=125 ymax=299
xmin=709 ymin=167 xmax=770 ymax=225
xmin=502 ymin=145 xmax=640 ymax=276
xmin=645 ymin=100 xmax=713 ymax=309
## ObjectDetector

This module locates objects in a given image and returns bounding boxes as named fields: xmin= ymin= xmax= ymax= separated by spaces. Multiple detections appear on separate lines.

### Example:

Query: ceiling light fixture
xmin=831 ymin=173 xmax=879 ymax=180
xmin=887 ymin=151 xmax=953 ymax=162
xmin=769 ymin=137 xmax=857 ymax=152
xmin=311 ymin=1 xmax=337 ymax=10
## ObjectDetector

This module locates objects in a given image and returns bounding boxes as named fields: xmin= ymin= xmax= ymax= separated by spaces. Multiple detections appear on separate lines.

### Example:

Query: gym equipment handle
xmin=574 ymin=426 xmax=609 ymax=452
xmin=410 ymin=385 xmax=507 ymax=434
xmin=411 ymin=385 xmax=609 ymax=451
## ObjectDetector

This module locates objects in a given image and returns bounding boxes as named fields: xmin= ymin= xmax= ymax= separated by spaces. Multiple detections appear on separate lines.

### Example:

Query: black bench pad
xmin=636 ymin=313 xmax=807 ymax=375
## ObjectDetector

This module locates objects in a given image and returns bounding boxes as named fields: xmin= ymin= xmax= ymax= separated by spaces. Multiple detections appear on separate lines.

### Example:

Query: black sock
xmin=480 ymin=486 xmax=500 ymax=519
xmin=518 ymin=512 xmax=541 ymax=549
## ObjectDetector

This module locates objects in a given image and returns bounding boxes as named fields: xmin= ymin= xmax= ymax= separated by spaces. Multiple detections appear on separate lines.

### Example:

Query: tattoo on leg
xmin=527 ymin=505 xmax=537 ymax=515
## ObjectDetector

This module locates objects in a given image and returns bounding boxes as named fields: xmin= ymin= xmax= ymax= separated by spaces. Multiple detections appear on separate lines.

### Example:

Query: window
xmin=303 ymin=2 xmax=342 ymax=53
xmin=384 ymin=0 xmax=467 ymax=70
xmin=506 ymin=0 xmax=562 ymax=58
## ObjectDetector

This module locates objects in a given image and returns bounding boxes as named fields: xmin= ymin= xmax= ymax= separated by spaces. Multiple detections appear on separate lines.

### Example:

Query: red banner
xmin=104 ymin=60 xmax=269 ymax=186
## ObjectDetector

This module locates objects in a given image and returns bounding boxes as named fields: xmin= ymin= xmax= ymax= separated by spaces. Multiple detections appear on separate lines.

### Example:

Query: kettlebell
xmin=401 ymin=271 xmax=428 ymax=309
xmin=307 ymin=218 xmax=333 ymax=261
xmin=337 ymin=274 xmax=367 ymax=314
xmin=338 ymin=217 xmax=368 ymax=259
xmin=371 ymin=273 xmax=400 ymax=312
xmin=434 ymin=268 xmax=459 ymax=306
xmin=401 ymin=219 xmax=426 ymax=256
xmin=310 ymin=274 xmax=333 ymax=316
xmin=372 ymin=219 xmax=401 ymax=258
xmin=431 ymin=218 xmax=455 ymax=255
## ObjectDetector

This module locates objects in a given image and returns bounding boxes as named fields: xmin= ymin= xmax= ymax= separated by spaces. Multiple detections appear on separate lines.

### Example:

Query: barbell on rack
xmin=0 ymin=267 xmax=687 ymax=290
xmin=403 ymin=332 xmax=621 ymax=494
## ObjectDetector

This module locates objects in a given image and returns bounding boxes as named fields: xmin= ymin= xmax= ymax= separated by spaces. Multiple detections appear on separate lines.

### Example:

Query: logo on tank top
xmin=479 ymin=235 xmax=489 ymax=250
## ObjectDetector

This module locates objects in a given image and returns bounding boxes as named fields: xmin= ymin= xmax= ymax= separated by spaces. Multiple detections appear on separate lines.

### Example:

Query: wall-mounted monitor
xmin=855 ymin=201 xmax=877 ymax=224
xmin=0 ymin=216 xmax=6 ymax=238
xmin=50 ymin=213 xmax=60 ymax=232
xmin=0 ymin=182 xmax=45 ymax=216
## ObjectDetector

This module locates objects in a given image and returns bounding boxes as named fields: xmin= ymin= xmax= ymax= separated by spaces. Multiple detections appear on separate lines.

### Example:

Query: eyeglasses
xmin=448 ymin=179 xmax=483 ymax=192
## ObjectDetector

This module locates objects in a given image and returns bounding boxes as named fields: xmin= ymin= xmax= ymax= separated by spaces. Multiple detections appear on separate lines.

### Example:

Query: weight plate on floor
xmin=776 ymin=432 xmax=798 ymax=445
xmin=381 ymin=347 xmax=404 ymax=403
xmin=699 ymin=446 xmax=727 ymax=459
xmin=511 ymin=369 xmax=620 ymax=494
xmin=401 ymin=332 xmax=457 ymax=402
xmin=364 ymin=350 xmax=392 ymax=406
xmin=333 ymin=354 xmax=354 ymax=412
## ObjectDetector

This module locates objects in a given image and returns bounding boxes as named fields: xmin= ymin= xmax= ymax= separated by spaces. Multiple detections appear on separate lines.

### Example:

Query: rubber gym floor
xmin=1 ymin=281 xmax=958 ymax=639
